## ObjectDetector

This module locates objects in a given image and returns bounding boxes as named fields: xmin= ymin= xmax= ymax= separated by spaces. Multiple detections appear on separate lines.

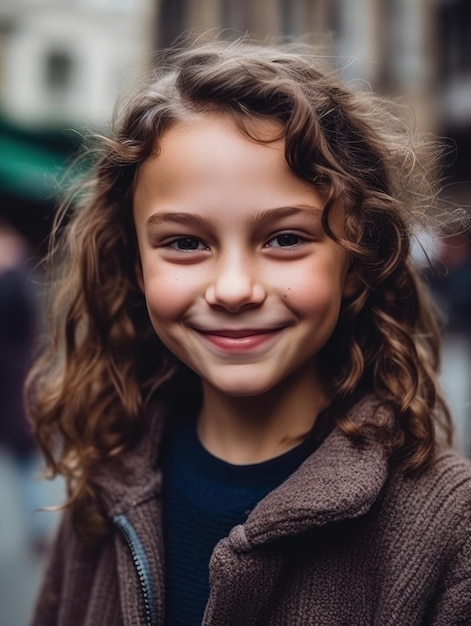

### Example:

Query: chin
xmin=210 ymin=376 xmax=280 ymax=399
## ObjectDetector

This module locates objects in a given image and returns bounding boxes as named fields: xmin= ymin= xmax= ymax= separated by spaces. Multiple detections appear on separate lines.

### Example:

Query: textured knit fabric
xmin=162 ymin=417 xmax=324 ymax=625
xmin=30 ymin=396 xmax=471 ymax=625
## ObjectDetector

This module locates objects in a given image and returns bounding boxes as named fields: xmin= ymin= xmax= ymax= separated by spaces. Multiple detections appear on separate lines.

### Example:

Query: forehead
xmin=137 ymin=114 xmax=284 ymax=180
xmin=132 ymin=114 xmax=320 ymax=212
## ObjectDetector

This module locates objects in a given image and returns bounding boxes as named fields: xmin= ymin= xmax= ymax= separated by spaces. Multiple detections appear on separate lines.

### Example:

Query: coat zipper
xmin=113 ymin=514 xmax=158 ymax=626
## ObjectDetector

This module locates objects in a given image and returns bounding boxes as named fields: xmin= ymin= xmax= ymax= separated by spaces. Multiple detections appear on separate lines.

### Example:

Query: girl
xmin=28 ymin=39 xmax=471 ymax=625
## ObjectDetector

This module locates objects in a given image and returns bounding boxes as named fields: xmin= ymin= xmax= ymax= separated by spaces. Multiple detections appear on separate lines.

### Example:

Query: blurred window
xmin=44 ymin=49 xmax=75 ymax=93
xmin=280 ymin=0 xmax=302 ymax=36
xmin=440 ymin=0 xmax=471 ymax=79
xmin=158 ymin=0 xmax=186 ymax=48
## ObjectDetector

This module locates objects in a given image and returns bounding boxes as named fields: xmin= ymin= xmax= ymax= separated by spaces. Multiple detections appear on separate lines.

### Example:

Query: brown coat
xmin=31 ymin=398 xmax=471 ymax=625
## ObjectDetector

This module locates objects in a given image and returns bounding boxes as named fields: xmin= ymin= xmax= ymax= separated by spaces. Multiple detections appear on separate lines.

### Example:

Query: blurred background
xmin=0 ymin=1 xmax=470 ymax=624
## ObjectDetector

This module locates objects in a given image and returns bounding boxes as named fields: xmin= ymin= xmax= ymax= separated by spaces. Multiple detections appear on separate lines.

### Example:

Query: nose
xmin=205 ymin=255 xmax=266 ymax=312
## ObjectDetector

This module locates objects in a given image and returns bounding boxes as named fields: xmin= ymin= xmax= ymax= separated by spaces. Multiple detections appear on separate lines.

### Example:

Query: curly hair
xmin=27 ymin=38 xmax=453 ymax=533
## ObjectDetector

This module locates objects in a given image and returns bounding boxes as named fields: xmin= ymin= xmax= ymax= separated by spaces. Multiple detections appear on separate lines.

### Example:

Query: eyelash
xmin=167 ymin=237 xmax=209 ymax=252
xmin=265 ymin=233 xmax=305 ymax=249
xmin=164 ymin=232 xmax=308 ymax=253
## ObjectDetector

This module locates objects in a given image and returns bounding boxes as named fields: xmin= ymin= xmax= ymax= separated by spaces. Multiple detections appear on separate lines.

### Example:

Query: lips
xmin=192 ymin=327 xmax=286 ymax=353
xmin=202 ymin=329 xmax=276 ymax=338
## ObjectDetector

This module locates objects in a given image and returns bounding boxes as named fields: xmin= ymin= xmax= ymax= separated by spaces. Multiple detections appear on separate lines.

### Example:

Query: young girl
xmin=28 ymin=39 xmax=471 ymax=626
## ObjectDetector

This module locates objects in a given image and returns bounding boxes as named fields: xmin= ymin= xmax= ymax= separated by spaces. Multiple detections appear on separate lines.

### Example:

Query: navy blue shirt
xmin=162 ymin=417 xmax=329 ymax=625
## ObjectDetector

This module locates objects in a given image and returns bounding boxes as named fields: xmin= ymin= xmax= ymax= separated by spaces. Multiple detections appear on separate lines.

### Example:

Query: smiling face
xmin=133 ymin=115 xmax=356 ymax=402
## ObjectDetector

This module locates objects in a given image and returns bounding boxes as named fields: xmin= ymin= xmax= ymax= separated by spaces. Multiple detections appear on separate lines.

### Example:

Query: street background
xmin=1 ymin=1 xmax=470 ymax=624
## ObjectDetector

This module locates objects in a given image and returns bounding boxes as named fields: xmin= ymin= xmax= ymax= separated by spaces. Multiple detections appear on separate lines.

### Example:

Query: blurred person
xmin=0 ymin=219 xmax=48 ymax=554
xmin=28 ymin=39 xmax=471 ymax=625
xmin=428 ymin=231 xmax=471 ymax=335
xmin=426 ymin=231 xmax=471 ymax=457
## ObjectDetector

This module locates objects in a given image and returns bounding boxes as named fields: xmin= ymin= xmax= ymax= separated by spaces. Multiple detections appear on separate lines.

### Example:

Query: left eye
xmin=169 ymin=237 xmax=207 ymax=250
xmin=266 ymin=233 xmax=302 ymax=248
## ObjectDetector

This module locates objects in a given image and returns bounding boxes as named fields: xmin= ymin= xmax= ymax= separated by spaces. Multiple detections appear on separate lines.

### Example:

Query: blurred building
xmin=0 ymin=0 xmax=156 ymax=128
xmin=437 ymin=0 xmax=471 ymax=189
xmin=2 ymin=1 xmax=469 ymax=133
xmin=0 ymin=0 xmax=158 ymax=250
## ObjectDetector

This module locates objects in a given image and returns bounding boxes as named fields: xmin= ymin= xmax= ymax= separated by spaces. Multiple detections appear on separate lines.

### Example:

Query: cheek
xmin=286 ymin=289 xmax=341 ymax=324
xmin=280 ymin=265 xmax=344 ymax=318
xmin=141 ymin=266 xmax=200 ymax=326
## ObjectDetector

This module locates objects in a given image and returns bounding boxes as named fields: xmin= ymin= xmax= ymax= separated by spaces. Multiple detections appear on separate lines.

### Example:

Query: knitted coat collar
xmin=92 ymin=395 xmax=391 ymax=545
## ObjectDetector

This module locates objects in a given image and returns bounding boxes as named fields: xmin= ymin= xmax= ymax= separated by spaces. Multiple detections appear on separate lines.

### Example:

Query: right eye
xmin=266 ymin=233 xmax=303 ymax=248
xmin=168 ymin=237 xmax=208 ymax=251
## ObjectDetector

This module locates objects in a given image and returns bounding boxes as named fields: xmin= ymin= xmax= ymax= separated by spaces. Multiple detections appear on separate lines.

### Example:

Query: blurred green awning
xmin=0 ymin=134 xmax=65 ymax=200
xmin=0 ymin=116 xmax=80 ymax=202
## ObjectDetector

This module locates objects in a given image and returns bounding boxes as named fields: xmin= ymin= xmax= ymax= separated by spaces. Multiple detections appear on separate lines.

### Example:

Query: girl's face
xmin=133 ymin=115 xmax=357 ymax=399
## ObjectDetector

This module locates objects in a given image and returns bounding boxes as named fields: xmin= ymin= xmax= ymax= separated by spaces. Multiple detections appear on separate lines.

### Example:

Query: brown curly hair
xmin=27 ymin=38 xmax=453 ymax=533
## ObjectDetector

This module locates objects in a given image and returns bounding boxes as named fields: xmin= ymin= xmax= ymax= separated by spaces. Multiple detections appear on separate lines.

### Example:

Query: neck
xmin=197 ymin=366 xmax=330 ymax=464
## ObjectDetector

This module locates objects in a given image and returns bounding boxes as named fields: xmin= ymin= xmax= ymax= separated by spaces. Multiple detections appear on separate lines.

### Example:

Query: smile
xmin=192 ymin=328 xmax=286 ymax=353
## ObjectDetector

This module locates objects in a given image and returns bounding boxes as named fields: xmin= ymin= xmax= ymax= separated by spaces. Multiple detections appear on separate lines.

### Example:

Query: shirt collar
xmin=93 ymin=394 xmax=391 ymax=534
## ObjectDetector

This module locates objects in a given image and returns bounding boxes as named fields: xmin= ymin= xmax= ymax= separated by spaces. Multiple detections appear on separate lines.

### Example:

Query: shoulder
xmin=386 ymin=448 xmax=471 ymax=516
xmin=431 ymin=447 xmax=471 ymax=491
xmin=405 ymin=451 xmax=471 ymax=614
xmin=393 ymin=448 xmax=471 ymax=509
xmin=348 ymin=393 xmax=471 ymax=525
xmin=379 ymin=448 xmax=471 ymax=558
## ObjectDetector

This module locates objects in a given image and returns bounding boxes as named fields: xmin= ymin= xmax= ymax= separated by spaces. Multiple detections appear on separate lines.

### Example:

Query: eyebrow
xmin=146 ymin=212 xmax=216 ymax=229
xmin=248 ymin=205 xmax=323 ymax=226
xmin=145 ymin=205 xmax=323 ymax=229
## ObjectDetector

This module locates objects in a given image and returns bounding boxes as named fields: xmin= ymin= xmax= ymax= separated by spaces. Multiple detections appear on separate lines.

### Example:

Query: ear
xmin=342 ymin=265 xmax=360 ymax=299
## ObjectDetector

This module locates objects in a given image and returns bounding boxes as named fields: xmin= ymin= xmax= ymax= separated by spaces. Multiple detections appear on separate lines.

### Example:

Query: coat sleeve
xmin=28 ymin=508 xmax=120 ymax=626
xmin=428 ymin=504 xmax=471 ymax=625
xmin=29 ymin=512 xmax=69 ymax=626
